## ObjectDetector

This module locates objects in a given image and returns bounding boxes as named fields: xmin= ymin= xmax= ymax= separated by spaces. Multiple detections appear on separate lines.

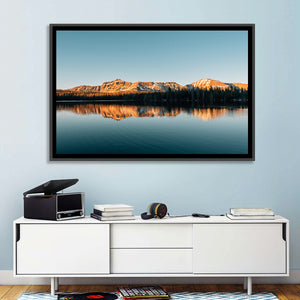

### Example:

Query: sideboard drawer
xmin=111 ymin=249 xmax=193 ymax=273
xmin=111 ymin=224 xmax=192 ymax=248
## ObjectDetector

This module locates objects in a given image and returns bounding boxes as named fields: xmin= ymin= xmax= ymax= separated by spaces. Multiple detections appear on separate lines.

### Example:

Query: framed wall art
xmin=50 ymin=24 xmax=254 ymax=160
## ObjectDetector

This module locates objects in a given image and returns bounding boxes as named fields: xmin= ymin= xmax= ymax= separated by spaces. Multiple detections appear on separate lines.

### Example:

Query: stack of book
xmin=117 ymin=286 xmax=170 ymax=300
xmin=90 ymin=204 xmax=135 ymax=221
xmin=227 ymin=208 xmax=275 ymax=220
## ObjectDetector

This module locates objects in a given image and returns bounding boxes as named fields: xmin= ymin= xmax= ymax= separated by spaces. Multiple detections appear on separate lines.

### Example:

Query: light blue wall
xmin=0 ymin=0 xmax=299 ymax=270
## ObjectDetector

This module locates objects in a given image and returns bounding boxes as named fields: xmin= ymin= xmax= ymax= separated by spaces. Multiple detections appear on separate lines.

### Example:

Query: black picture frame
xmin=50 ymin=24 xmax=255 ymax=161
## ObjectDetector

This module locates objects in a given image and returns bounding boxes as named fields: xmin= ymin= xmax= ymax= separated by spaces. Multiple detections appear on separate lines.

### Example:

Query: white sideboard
xmin=13 ymin=216 xmax=289 ymax=296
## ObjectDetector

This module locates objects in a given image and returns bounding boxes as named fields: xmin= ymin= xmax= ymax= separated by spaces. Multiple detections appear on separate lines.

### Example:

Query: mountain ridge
xmin=57 ymin=78 xmax=248 ymax=96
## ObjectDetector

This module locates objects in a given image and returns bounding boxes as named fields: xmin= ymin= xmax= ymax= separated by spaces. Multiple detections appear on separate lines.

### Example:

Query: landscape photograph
xmin=53 ymin=26 xmax=252 ymax=158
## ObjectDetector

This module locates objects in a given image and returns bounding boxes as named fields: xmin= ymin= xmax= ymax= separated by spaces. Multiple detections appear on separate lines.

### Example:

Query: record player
xmin=23 ymin=179 xmax=84 ymax=221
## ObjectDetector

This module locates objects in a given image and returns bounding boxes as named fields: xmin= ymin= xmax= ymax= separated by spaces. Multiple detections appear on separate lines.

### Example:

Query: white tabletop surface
xmin=14 ymin=215 xmax=288 ymax=224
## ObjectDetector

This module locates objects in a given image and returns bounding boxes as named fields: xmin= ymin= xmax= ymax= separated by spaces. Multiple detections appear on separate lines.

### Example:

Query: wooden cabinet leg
xmin=247 ymin=276 xmax=252 ymax=295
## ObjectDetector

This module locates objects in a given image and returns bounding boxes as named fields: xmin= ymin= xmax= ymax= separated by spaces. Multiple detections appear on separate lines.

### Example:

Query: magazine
xmin=118 ymin=286 xmax=170 ymax=299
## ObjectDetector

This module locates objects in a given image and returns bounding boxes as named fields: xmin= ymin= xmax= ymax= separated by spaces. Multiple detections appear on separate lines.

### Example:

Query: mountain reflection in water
xmin=56 ymin=103 xmax=247 ymax=121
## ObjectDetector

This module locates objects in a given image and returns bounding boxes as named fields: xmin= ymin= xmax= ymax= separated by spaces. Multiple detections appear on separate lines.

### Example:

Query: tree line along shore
xmin=56 ymin=86 xmax=248 ymax=106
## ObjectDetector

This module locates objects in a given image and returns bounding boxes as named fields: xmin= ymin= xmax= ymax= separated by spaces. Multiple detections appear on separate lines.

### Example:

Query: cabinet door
xmin=17 ymin=224 xmax=109 ymax=275
xmin=193 ymin=224 xmax=286 ymax=274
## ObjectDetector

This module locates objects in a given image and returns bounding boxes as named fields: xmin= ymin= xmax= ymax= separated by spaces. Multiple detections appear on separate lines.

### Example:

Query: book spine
xmin=90 ymin=213 xmax=102 ymax=221
xmin=93 ymin=209 xmax=103 ymax=216
xmin=230 ymin=208 xmax=274 ymax=216
xmin=93 ymin=206 xmax=134 ymax=212
xmin=226 ymin=213 xmax=275 ymax=219
xmin=93 ymin=209 xmax=133 ymax=217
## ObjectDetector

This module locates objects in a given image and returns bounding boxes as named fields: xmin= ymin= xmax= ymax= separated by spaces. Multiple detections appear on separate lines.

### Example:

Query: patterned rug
xmin=18 ymin=291 xmax=279 ymax=300
xmin=171 ymin=291 xmax=279 ymax=299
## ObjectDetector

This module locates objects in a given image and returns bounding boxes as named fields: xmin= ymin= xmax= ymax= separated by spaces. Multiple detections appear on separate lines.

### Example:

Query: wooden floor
xmin=0 ymin=284 xmax=300 ymax=300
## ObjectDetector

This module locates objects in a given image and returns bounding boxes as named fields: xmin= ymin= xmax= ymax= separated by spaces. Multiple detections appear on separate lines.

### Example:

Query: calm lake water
xmin=56 ymin=103 xmax=248 ymax=155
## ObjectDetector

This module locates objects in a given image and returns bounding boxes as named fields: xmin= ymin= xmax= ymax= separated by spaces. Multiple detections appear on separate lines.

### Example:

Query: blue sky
xmin=56 ymin=30 xmax=248 ymax=89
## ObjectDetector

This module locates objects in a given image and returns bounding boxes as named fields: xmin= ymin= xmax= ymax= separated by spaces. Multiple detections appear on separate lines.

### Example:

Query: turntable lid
xmin=23 ymin=179 xmax=79 ymax=196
